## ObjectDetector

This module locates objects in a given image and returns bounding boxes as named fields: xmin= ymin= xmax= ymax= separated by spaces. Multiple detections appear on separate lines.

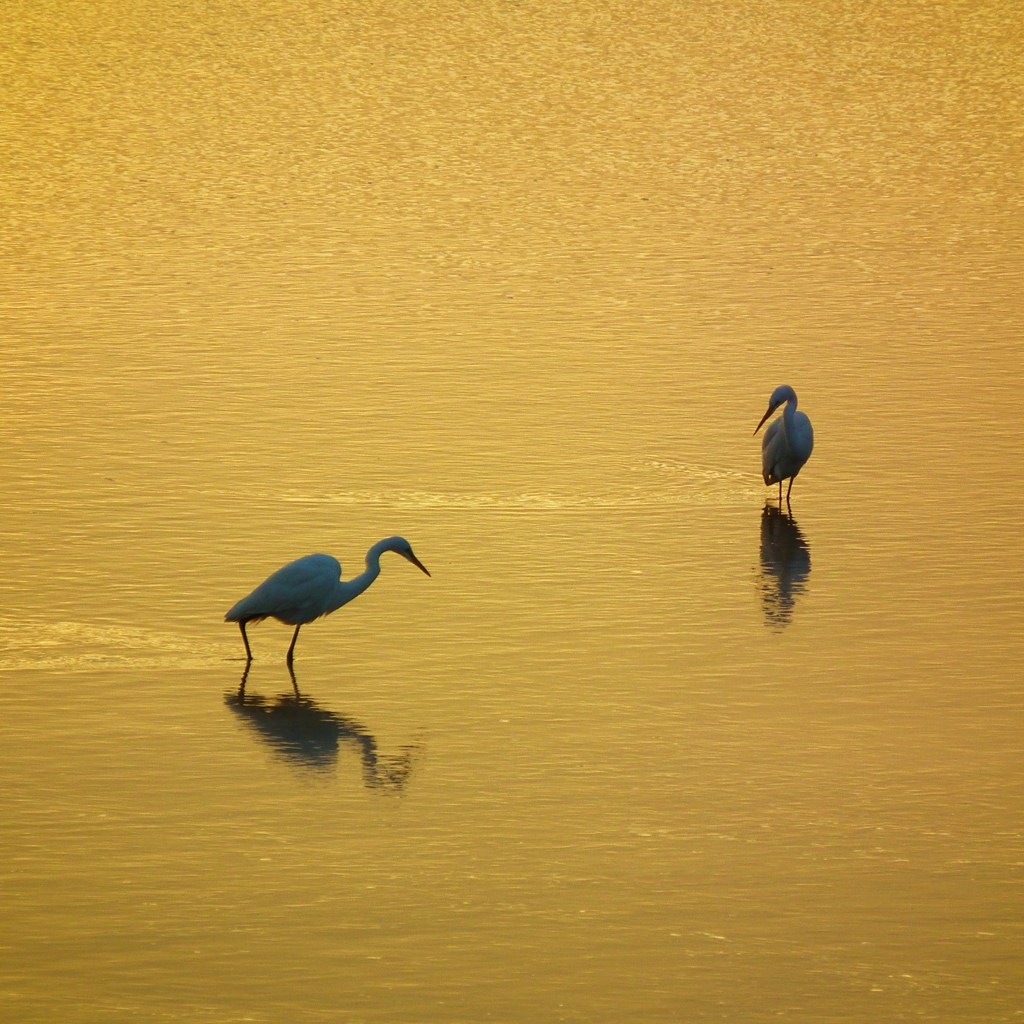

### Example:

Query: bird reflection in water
xmin=226 ymin=666 xmax=418 ymax=791
xmin=756 ymin=504 xmax=811 ymax=630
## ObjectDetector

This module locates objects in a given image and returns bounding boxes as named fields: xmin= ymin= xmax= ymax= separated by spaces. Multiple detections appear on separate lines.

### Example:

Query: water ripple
xmin=281 ymin=460 xmax=754 ymax=510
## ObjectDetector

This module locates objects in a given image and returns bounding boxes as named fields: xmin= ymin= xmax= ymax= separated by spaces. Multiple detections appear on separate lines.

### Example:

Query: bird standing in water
xmin=754 ymin=385 xmax=814 ymax=504
xmin=225 ymin=536 xmax=430 ymax=666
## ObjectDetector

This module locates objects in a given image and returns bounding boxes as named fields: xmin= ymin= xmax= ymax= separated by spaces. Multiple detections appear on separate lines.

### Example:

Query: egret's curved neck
xmin=782 ymin=393 xmax=798 ymax=428
xmin=326 ymin=543 xmax=386 ymax=614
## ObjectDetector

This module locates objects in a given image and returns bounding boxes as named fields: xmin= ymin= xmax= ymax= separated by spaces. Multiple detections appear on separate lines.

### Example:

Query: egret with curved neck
xmin=225 ymin=536 xmax=430 ymax=666
xmin=754 ymin=385 xmax=814 ymax=504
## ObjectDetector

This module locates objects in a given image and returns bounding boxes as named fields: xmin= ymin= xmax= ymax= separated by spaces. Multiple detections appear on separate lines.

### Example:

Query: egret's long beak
xmin=754 ymin=407 xmax=773 ymax=436
xmin=404 ymin=552 xmax=431 ymax=577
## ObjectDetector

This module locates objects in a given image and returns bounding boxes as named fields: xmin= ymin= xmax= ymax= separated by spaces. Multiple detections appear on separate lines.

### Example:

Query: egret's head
xmin=754 ymin=385 xmax=797 ymax=435
xmin=386 ymin=536 xmax=431 ymax=577
xmin=768 ymin=384 xmax=797 ymax=410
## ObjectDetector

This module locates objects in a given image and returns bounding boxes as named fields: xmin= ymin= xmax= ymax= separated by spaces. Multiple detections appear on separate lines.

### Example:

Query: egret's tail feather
xmin=225 ymin=601 xmax=268 ymax=624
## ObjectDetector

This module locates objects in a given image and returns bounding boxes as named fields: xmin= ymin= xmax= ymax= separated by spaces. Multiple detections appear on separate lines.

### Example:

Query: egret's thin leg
xmin=778 ymin=480 xmax=783 ymax=504
xmin=286 ymin=625 xmax=301 ymax=667
xmin=239 ymin=622 xmax=253 ymax=662
xmin=287 ymin=661 xmax=300 ymax=697
xmin=786 ymin=477 xmax=795 ymax=503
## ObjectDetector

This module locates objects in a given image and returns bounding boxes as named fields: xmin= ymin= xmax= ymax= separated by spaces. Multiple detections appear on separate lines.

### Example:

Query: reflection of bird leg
xmin=237 ymin=661 xmax=252 ymax=701
xmin=287 ymin=661 xmax=300 ymax=697
xmin=239 ymin=622 xmax=253 ymax=662
xmin=778 ymin=480 xmax=783 ymax=504
xmin=286 ymin=626 xmax=301 ymax=667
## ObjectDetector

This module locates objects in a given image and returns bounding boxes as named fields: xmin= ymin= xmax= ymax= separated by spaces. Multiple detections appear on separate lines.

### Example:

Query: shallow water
xmin=2 ymin=1 xmax=1022 ymax=1021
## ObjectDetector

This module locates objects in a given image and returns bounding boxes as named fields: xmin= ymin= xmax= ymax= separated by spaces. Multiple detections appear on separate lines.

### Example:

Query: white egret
xmin=754 ymin=385 xmax=814 ymax=503
xmin=225 ymin=536 xmax=430 ymax=666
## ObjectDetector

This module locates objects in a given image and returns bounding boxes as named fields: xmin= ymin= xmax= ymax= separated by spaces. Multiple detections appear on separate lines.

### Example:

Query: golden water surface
xmin=2 ymin=2 xmax=1022 ymax=1022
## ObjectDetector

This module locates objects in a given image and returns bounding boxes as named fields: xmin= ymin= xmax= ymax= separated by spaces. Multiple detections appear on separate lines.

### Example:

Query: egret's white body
xmin=225 ymin=536 xmax=430 ymax=665
xmin=754 ymin=385 xmax=814 ymax=503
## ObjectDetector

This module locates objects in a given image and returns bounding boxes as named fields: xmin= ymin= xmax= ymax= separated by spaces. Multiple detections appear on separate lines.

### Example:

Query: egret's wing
xmin=225 ymin=554 xmax=341 ymax=623
xmin=792 ymin=412 xmax=814 ymax=461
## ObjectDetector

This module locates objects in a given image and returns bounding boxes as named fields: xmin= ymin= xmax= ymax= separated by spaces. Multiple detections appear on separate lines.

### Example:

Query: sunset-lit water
xmin=2 ymin=2 xmax=1021 ymax=1021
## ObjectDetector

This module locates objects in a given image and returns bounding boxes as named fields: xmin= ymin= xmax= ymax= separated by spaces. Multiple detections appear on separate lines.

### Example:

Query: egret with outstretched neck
xmin=754 ymin=385 xmax=814 ymax=504
xmin=225 ymin=536 xmax=430 ymax=666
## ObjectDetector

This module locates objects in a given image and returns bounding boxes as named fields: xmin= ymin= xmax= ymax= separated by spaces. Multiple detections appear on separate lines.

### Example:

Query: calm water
xmin=2 ymin=2 xmax=1022 ymax=1021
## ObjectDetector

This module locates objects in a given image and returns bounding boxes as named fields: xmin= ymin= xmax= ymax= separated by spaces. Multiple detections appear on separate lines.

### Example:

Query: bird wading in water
xmin=754 ymin=385 xmax=814 ymax=505
xmin=225 ymin=536 xmax=430 ymax=666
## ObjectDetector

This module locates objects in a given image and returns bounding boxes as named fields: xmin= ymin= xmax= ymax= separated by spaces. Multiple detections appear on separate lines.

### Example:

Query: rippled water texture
xmin=1 ymin=2 xmax=1021 ymax=1021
